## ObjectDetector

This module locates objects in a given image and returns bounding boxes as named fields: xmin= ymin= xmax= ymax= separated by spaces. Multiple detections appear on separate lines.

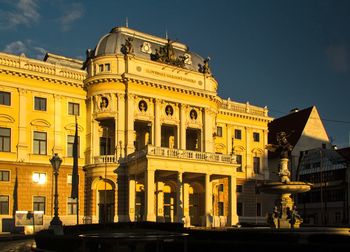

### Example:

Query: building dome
xmin=89 ymin=26 xmax=206 ymax=72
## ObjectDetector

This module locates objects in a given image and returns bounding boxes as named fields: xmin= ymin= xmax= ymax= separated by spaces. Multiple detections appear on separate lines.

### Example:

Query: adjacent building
xmin=0 ymin=26 xmax=273 ymax=232
xmin=297 ymin=147 xmax=350 ymax=226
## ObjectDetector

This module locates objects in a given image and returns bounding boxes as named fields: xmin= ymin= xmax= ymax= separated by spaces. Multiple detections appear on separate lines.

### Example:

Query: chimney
xmin=289 ymin=108 xmax=299 ymax=113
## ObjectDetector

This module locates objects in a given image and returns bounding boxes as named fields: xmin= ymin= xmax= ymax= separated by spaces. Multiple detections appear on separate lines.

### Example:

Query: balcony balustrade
xmin=93 ymin=146 xmax=235 ymax=165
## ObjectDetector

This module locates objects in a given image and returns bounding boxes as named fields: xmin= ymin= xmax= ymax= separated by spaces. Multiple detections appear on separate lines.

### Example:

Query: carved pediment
xmin=251 ymin=147 xmax=264 ymax=155
xmin=0 ymin=114 xmax=15 ymax=123
xmin=30 ymin=119 xmax=51 ymax=128
xmin=233 ymin=145 xmax=246 ymax=153
xmin=64 ymin=123 xmax=84 ymax=132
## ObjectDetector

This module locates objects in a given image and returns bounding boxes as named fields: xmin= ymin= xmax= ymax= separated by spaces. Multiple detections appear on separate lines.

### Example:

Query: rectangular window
xmin=67 ymin=197 xmax=77 ymax=215
xmin=253 ymin=132 xmax=260 ymax=142
xmin=0 ymin=195 xmax=9 ymax=215
xmin=32 ymin=172 xmax=46 ymax=184
xmin=105 ymin=63 xmax=110 ymax=71
xmin=234 ymin=129 xmax=242 ymax=139
xmin=253 ymin=157 xmax=260 ymax=174
xmin=237 ymin=202 xmax=243 ymax=216
xmin=68 ymin=102 xmax=80 ymax=116
xmin=0 ymin=170 xmax=10 ymax=181
xmin=33 ymin=131 xmax=47 ymax=155
xmin=67 ymin=135 xmax=80 ymax=157
xmin=0 ymin=91 xmax=11 ymax=106
xmin=256 ymin=203 xmax=262 ymax=217
xmin=236 ymin=154 xmax=242 ymax=172
xmin=99 ymin=64 xmax=104 ymax=72
xmin=216 ymin=126 xmax=222 ymax=137
xmin=0 ymin=128 xmax=11 ymax=152
xmin=34 ymin=97 xmax=47 ymax=111
xmin=236 ymin=185 xmax=243 ymax=193
xmin=218 ymin=202 xmax=224 ymax=216
xmin=33 ymin=196 xmax=45 ymax=213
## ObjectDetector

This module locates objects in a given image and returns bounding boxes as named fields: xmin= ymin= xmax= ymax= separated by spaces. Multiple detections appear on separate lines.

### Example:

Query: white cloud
xmin=0 ymin=0 xmax=40 ymax=29
xmin=58 ymin=3 xmax=84 ymax=32
xmin=3 ymin=41 xmax=27 ymax=55
xmin=3 ymin=40 xmax=47 ymax=59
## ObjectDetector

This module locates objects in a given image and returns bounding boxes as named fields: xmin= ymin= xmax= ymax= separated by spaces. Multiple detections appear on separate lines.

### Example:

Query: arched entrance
xmin=96 ymin=179 xmax=115 ymax=223
xmin=188 ymin=182 xmax=204 ymax=226
xmin=163 ymin=183 xmax=176 ymax=223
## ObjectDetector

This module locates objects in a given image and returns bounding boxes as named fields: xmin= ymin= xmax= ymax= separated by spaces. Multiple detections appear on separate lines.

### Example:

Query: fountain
xmin=260 ymin=132 xmax=312 ymax=228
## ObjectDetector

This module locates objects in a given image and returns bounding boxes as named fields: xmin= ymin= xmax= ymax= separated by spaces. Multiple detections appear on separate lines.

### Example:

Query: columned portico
xmin=144 ymin=169 xmax=156 ymax=221
xmin=205 ymin=173 xmax=212 ymax=227
xmin=176 ymin=172 xmax=184 ymax=222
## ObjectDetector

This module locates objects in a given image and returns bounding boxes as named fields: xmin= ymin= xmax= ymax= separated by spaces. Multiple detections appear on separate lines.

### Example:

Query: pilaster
xmin=176 ymin=172 xmax=184 ymax=222
xmin=180 ymin=104 xmax=186 ymax=150
xmin=144 ymin=169 xmax=156 ymax=221
xmin=230 ymin=175 xmax=238 ymax=226
xmin=154 ymin=99 xmax=161 ymax=147
xmin=17 ymin=88 xmax=28 ymax=161
xmin=126 ymin=94 xmax=135 ymax=154
xmin=53 ymin=94 xmax=63 ymax=154
xmin=156 ymin=181 xmax=165 ymax=222
xmin=205 ymin=173 xmax=212 ymax=227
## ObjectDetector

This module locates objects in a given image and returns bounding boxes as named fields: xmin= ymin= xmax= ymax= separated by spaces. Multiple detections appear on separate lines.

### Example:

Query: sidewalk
xmin=0 ymin=233 xmax=34 ymax=242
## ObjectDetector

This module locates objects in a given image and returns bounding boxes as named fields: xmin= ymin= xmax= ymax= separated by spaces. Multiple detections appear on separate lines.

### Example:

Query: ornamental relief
xmin=160 ymin=102 xmax=179 ymax=124
xmin=135 ymin=97 xmax=153 ymax=120
xmin=93 ymin=93 xmax=117 ymax=113
xmin=186 ymin=107 xmax=202 ymax=128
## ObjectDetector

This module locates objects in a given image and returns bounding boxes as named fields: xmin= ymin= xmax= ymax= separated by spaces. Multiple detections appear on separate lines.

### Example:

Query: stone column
xmin=203 ymin=108 xmax=215 ymax=153
xmin=53 ymin=94 xmax=63 ymax=154
xmin=92 ymin=119 xmax=100 ymax=162
xmin=128 ymin=176 xmax=136 ymax=221
xmin=114 ymin=116 xmax=118 ymax=159
xmin=126 ymin=94 xmax=135 ymax=154
xmin=156 ymin=181 xmax=165 ymax=222
xmin=245 ymin=127 xmax=252 ymax=176
xmin=117 ymin=93 xmax=125 ymax=158
xmin=229 ymin=175 xmax=238 ymax=226
xmin=144 ymin=169 xmax=156 ymax=221
xmin=263 ymin=129 xmax=269 ymax=179
xmin=17 ymin=88 xmax=28 ymax=161
xmin=183 ymin=183 xmax=190 ymax=227
xmin=154 ymin=99 xmax=161 ymax=147
xmin=205 ymin=174 xmax=212 ymax=227
xmin=227 ymin=125 xmax=232 ymax=155
xmin=180 ymin=104 xmax=186 ymax=150
xmin=176 ymin=172 xmax=184 ymax=222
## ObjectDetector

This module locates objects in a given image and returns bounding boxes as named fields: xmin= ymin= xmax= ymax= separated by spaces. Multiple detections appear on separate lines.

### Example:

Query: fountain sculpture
xmin=260 ymin=132 xmax=312 ymax=228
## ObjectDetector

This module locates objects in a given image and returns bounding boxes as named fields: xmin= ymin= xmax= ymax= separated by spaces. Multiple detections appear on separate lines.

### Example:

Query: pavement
xmin=0 ymin=233 xmax=34 ymax=242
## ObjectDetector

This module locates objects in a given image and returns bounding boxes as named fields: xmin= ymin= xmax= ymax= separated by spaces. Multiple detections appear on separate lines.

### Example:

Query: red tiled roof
xmin=268 ymin=106 xmax=314 ymax=158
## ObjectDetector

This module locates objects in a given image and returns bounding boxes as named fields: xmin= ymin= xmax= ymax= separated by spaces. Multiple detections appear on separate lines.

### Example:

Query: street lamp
xmin=49 ymin=153 xmax=63 ymax=234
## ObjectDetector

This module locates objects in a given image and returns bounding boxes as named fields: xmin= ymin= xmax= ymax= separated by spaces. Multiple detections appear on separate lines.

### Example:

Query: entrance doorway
xmin=98 ymin=190 xmax=115 ymax=223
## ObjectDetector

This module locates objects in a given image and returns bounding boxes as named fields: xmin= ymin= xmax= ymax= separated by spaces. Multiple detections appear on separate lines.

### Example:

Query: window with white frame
xmin=68 ymin=102 xmax=80 ymax=116
xmin=0 ymin=127 xmax=11 ymax=152
xmin=0 ymin=195 xmax=9 ymax=214
xmin=33 ymin=196 xmax=45 ymax=213
xmin=33 ymin=131 xmax=47 ymax=155
xmin=32 ymin=172 xmax=46 ymax=184
xmin=67 ymin=197 xmax=77 ymax=215
xmin=0 ymin=170 xmax=10 ymax=181
xmin=0 ymin=91 xmax=10 ymax=106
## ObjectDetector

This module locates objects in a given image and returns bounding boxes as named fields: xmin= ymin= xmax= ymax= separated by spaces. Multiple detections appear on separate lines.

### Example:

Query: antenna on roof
xmin=125 ymin=17 xmax=129 ymax=28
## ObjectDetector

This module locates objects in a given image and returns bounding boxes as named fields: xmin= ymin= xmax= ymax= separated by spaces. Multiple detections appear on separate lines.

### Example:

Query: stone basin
xmin=259 ymin=181 xmax=312 ymax=194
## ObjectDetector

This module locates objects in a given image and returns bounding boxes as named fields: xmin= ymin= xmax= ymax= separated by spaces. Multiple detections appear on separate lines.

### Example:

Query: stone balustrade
xmin=221 ymin=99 xmax=268 ymax=117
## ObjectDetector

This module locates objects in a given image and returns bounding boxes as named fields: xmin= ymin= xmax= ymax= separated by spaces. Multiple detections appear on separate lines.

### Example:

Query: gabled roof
xmin=268 ymin=106 xmax=314 ymax=158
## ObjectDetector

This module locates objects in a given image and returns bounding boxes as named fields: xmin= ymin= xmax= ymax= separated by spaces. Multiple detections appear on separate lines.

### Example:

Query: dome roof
xmin=89 ymin=26 xmax=207 ymax=72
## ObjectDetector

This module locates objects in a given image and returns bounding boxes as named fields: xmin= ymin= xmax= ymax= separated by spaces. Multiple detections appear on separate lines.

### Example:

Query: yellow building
xmin=0 ymin=26 xmax=273 ymax=232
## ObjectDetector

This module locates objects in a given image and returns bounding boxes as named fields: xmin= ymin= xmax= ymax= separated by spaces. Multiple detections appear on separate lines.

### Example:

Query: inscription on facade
xmin=145 ymin=69 xmax=196 ymax=84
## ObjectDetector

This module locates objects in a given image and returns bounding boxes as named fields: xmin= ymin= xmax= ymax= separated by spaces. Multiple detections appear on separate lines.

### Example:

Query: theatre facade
xmin=0 ymin=27 xmax=273 ymax=232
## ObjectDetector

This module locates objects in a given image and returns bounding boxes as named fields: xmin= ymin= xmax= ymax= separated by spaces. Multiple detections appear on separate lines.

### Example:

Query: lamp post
xmin=49 ymin=153 xmax=63 ymax=234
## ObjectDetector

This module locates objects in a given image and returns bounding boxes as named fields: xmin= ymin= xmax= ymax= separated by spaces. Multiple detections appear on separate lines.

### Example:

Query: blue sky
xmin=1 ymin=0 xmax=349 ymax=147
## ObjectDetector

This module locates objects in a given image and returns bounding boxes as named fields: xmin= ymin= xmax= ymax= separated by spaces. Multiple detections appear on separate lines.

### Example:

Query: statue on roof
xmin=150 ymin=39 xmax=185 ymax=68
xmin=199 ymin=57 xmax=211 ymax=74
xmin=121 ymin=37 xmax=134 ymax=55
